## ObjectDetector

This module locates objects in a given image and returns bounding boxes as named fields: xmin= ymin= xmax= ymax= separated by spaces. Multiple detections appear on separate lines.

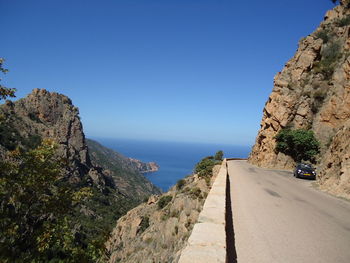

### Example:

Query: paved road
xmin=228 ymin=160 xmax=350 ymax=263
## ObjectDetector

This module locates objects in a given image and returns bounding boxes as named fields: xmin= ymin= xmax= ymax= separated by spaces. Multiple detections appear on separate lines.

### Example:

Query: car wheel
xmin=295 ymin=172 xmax=299 ymax=179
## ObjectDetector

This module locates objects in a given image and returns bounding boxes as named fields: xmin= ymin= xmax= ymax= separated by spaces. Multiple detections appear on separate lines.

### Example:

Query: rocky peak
xmin=249 ymin=3 xmax=350 ymax=198
xmin=0 ymin=89 xmax=109 ymax=187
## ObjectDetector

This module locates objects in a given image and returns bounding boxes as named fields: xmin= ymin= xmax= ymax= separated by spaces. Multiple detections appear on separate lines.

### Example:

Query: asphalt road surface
xmin=228 ymin=160 xmax=350 ymax=263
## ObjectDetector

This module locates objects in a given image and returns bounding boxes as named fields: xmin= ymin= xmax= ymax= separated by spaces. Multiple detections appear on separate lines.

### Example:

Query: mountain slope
xmin=87 ymin=138 xmax=161 ymax=200
xmin=105 ymin=164 xmax=221 ymax=263
xmin=249 ymin=1 xmax=350 ymax=198
xmin=0 ymin=88 xmax=161 ymax=257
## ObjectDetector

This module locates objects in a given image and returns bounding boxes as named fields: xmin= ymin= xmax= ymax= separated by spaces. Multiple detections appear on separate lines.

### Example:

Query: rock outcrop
xmin=0 ymin=88 xmax=106 ymax=185
xmin=0 ymin=89 xmax=161 ymax=248
xmin=105 ymin=165 xmax=221 ymax=263
xmin=129 ymin=158 xmax=159 ymax=173
xmin=0 ymin=89 xmax=160 ymax=197
xmin=249 ymin=1 xmax=350 ymax=198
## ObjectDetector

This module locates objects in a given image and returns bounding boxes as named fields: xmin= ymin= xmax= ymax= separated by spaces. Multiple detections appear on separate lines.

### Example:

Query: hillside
xmin=105 ymin=160 xmax=221 ymax=263
xmin=87 ymin=138 xmax=161 ymax=200
xmin=0 ymin=88 xmax=160 ymax=260
xmin=249 ymin=0 xmax=350 ymax=198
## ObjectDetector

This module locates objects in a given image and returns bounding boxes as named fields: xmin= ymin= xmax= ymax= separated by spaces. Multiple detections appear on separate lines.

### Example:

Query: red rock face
xmin=0 ymin=88 xmax=111 ymax=187
xmin=249 ymin=4 xmax=350 ymax=198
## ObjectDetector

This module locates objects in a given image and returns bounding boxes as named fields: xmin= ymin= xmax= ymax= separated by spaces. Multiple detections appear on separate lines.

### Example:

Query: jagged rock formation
xmin=249 ymin=1 xmax=350 ymax=198
xmin=105 ymin=165 xmax=221 ymax=263
xmin=0 ymin=89 xmax=161 ymax=246
xmin=0 ymin=89 xmax=159 ymax=195
xmin=87 ymin=139 xmax=161 ymax=200
xmin=0 ymin=89 xmax=118 ymax=190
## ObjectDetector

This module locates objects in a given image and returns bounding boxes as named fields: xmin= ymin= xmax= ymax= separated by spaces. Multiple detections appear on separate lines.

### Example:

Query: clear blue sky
xmin=1 ymin=0 xmax=335 ymax=146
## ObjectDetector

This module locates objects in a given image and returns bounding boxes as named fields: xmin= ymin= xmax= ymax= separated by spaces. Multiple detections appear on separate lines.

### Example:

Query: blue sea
xmin=92 ymin=138 xmax=251 ymax=192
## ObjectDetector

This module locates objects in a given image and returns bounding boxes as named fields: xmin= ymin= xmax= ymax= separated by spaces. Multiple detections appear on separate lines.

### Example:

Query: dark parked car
xmin=294 ymin=163 xmax=316 ymax=180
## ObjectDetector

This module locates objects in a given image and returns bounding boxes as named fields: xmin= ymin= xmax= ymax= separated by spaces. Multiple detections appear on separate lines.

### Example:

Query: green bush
xmin=322 ymin=41 xmax=341 ymax=62
xmin=157 ymin=195 xmax=172 ymax=209
xmin=214 ymin=150 xmax=224 ymax=161
xmin=28 ymin=112 xmax=42 ymax=123
xmin=314 ymin=28 xmax=332 ymax=43
xmin=314 ymin=41 xmax=341 ymax=79
xmin=137 ymin=216 xmax=150 ymax=234
xmin=275 ymin=129 xmax=320 ymax=162
xmin=0 ymin=121 xmax=22 ymax=150
xmin=190 ymin=187 xmax=201 ymax=199
xmin=336 ymin=15 xmax=350 ymax=27
xmin=0 ymin=120 xmax=42 ymax=151
xmin=0 ymin=140 xmax=101 ymax=262
xmin=195 ymin=157 xmax=215 ymax=178
xmin=176 ymin=179 xmax=186 ymax=190
xmin=24 ymin=135 xmax=42 ymax=149
xmin=311 ymin=90 xmax=328 ymax=113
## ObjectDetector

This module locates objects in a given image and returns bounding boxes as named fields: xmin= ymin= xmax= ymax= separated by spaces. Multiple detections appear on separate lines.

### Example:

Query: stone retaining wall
xmin=178 ymin=160 xmax=227 ymax=263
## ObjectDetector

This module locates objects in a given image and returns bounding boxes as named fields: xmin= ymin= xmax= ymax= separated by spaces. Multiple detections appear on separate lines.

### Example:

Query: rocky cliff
xmin=249 ymin=1 xmax=350 ymax=199
xmin=0 ymin=88 xmax=113 ymax=188
xmin=105 ymin=165 xmax=220 ymax=263
xmin=0 ymin=89 xmax=161 ymax=248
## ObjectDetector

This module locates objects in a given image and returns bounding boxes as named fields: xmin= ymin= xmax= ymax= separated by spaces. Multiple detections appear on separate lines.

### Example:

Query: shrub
xmin=176 ymin=179 xmax=186 ymax=190
xmin=311 ymin=90 xmax=328 ymax=113
xmin=275 ymin=129 xmax=320 ymax=162
xmin=195 ymin=157 xmax=216 ymax=178
xmin=322 ymin=41 xmax=341 ymax=62
xmin=185 ymin=219 xmax=192 ymax=230
xmin=181 ymin=187 xmax=190 ymax=194
xmin=214 ymin=150 xmax=224 ymax=161
xmin=157 ymin=195 xmax=172 ymax=209
xmin=144 ymin=237 xmax=153 ymax=244
xmin=314 ymin=28 xmax=332 ymax=43
xmin=24 ymin=135 xmax=42 ymax=149
xmin=174 ymin=226 xmax=179 ymax=235
xmin=336 ymin=15 xmax=350 ymax=27
xmin=28 ymin=112 xmax=42 ymax=123
xmin=205 ymin=176 xmax=211 ymax=187
xmin=314 ymin=41 xmax=341 ymax=79
xmin=0 ymin=140 xmax=98 ymax=262
xmin=161 ymin=212 xmax=170 ymax=221
xmin=190 ymin=187 xmax=202 ymax=199
xmin=137 ymin=216 xmax=150 ymax=234
xmin=0 ymin=119 xmax=42 ymax=151
xmin=170 ymin=209 xmax=179 ymax=218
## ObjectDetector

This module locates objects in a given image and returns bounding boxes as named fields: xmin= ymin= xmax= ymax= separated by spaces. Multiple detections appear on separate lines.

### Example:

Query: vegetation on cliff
xmin=87 ymin=139 xmax=161 ymax=201
xmin=105 ymin=153 xmax=221 ymax=263
xmin=0 ymin=65 xmax=161 ymax=261
xmin=275 ymin=129 xmax=320 ymax=163
xmin=195 ymin=151 xmax=223 ymax=177
xmin=0 ymin=140 xmax=100 ymax=262
xmin=0 ymin=58 xmax=16 ymax=101
xmin=249 ymin=1 xmax=350 ymax=198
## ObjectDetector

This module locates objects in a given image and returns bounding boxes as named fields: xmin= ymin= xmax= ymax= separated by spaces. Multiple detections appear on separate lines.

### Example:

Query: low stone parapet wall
xmin=178 ymin=159 xmax=228 ymax=263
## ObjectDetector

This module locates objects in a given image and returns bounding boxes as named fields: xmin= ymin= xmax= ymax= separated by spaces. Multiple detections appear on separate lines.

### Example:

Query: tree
xmin=0 ymin=58 xmax=16 ymax=101
xmin=0 ymin=140 xmax=96 ymax=262
xmin=214 ymin=150 xmax=224 ymax=161
xmin=274 ymin=129 xmax=320 ymax=163
xmin=195 ymin=156 xmax=216 ymax=177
